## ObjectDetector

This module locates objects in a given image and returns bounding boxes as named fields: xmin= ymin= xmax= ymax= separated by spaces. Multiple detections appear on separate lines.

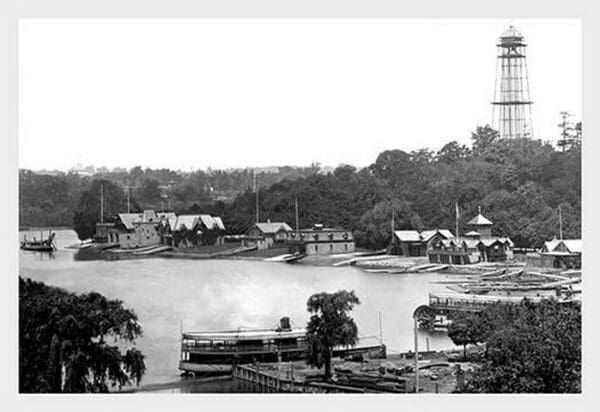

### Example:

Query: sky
xmin=18 ymin=18 xmax=581 ymax=171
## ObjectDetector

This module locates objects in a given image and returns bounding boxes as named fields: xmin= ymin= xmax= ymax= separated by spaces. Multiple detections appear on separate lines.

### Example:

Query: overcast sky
xmin=18 ymin=18 xmax=581 ymax=171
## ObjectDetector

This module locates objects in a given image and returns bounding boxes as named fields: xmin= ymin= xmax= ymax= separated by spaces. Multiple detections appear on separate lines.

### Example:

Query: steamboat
xmin=179 ymin=317 xmax=386 ymax=374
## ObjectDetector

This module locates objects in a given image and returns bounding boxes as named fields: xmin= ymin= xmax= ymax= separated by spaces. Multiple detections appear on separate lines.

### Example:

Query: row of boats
xmin=418 ymin=267 xmax=582 ymax=330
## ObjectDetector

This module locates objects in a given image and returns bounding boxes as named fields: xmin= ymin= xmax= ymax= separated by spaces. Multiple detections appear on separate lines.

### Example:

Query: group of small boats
xmin=431 ymin=268 xmax=582 ymax=297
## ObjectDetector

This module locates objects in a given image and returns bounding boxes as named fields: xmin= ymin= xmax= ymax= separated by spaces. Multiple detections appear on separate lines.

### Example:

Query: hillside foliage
xmin=19 ymin=125 xmax=581 ymax=247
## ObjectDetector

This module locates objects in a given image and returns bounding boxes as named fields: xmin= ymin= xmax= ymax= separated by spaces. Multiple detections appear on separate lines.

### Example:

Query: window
xmin=315 ymin=245 xmax=318 ymax=252
xmin=330 ymin=244 xmax=333 ymax=252
xmin=345 ymin=244 xmax=348 ymax=251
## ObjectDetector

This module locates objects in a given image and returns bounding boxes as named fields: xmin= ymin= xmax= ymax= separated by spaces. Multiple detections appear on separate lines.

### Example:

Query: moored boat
xmin=20 ymin=231 xmax=56 ymax=252
xmin=179 ymin=317 xmax=386 ymax=375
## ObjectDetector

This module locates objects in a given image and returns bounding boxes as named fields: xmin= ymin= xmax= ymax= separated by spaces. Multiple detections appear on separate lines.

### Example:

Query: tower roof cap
xmin=467 ymin=206 xmax=493 ymax=226
xmin=500 ymin=25 xmax=523 ymax=39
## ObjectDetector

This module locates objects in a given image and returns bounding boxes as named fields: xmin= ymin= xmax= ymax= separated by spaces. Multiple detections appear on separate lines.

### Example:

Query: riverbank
xmin=129 ymin=347 xmax=479 ymax=394
xmin=75 ymin=242 xmax=564 ymax=277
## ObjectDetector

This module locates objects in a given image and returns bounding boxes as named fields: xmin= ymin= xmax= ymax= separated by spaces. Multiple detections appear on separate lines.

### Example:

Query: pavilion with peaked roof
xmin=466 ymin=206 xmax=493 ymax=237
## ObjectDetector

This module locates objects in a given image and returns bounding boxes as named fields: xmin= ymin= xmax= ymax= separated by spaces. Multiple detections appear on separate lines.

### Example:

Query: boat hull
xmin=178 ymin=344 xmax=386 ymax=375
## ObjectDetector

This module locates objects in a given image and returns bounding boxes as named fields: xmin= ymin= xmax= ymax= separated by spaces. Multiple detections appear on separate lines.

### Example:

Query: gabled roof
xmin=542 ymin=238 xmax=561 ymax=252
xmin=118 ymin=213 xmax=143 ymax=230
xmin=213 ymin=216 xmax=226 ymax=231
xmin=394 ymin=230 xmax=421 ymax=242
xmin=157 ymin=212 xmax=176 ymax=221
xmin=199 ymin=214 xmax=217 ymax=230
xmin=174 ymin=215 xmax=199 ymax=231
xmin=498 ymin=237 xmax=514 ymax=247
xmin=464 ymin=231 xmax=481 ymax=237
xmin=463 ymin=239 xmax=481 ymax=249
xmin=254 ymin=222 xmax=293 ymax=234
xmin=142 ymin=210 xmax=158 ymax=222
xmin=480 ymin=238 xmax=501 ymax=247
xmin=437 ymin=229 xmax=455 ymax=240
xmin=467 ymin=213 xmax=493 ymax=226
xmin=561 ymin=239 xmax=582 ymax=254
xmin=396 ymin=229 xmax=454 ymax=243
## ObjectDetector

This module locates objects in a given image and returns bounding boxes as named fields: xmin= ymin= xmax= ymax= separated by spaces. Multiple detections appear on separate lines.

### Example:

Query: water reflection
xmin=19 ymin=229 xmax=455 ymax=388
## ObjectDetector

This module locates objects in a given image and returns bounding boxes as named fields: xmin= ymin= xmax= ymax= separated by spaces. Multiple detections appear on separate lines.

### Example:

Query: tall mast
xmin=295 ymin=196 xmax=299 ymax=234
xmin=455 ymin=201 xmax=460 ymax=241
xmin=558 ymin=205 xmax=563 ymax=240
xmin=254 ymin=170 xmax=259 ymax=223
xmin=100 ymin=182 xmax=104 ymax=223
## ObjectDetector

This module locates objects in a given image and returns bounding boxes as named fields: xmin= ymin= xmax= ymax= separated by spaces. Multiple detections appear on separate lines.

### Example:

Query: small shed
xmin=540 ymin=238 xmax=582 ymax=269
xmin=391 ymin=229 xmax=454 ymax=257
xmin=247 ymin=221 xmax=294 ymax=247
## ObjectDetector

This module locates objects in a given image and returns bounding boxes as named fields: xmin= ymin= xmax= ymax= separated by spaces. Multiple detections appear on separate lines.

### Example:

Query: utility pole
xmin=378 ymin=311 xmax=383 ymax=344
xmin=558 ymin=111 xmax=574 ymax=151
xmin=414 ymin=316 xmax=419 ymax=393
xmin=100 ymin=182 xmax=104 ymax=223
xmin=126 ymin=186 xmax=131 ymax=213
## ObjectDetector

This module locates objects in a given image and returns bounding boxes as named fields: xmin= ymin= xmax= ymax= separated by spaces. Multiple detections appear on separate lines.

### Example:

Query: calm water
xmin=19 ymin=229 xmax=453 ymax=390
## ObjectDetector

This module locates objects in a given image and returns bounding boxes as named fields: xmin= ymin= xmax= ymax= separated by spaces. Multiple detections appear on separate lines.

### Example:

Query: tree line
xmin=224 ymin=125 xmax=581 ymax=248
xmin=20 ymin=125 xmax=581 ymax=247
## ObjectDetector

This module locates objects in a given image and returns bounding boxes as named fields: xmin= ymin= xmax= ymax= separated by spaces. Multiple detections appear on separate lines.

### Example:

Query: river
xmin=19 ymin=229 xmax=454 ymax=392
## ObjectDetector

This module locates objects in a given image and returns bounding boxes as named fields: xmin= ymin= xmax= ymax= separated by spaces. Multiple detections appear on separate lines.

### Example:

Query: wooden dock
xmin=232 ymin=364 xmax=387 ymax=393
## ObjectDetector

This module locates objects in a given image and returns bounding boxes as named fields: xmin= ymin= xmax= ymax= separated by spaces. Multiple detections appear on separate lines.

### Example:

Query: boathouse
xmin=428 ymin=238 xmax=482 ymax=264
xmin=247 ymin=221 xmax=294 ymax=249
xmin=168 ymin=214 xmax=226 ymax=248
xmin=390 ymin=229 xmax=454 ymax=256
xmin=287 ymin=224 xmax=355 ymax=255
xmin=427 ymin=207 xmax=514 ymax=264
xmin=539 ymin=238 xmax=582 ymax=269
xmin=106 ymin=210 xmax=162 ymax=249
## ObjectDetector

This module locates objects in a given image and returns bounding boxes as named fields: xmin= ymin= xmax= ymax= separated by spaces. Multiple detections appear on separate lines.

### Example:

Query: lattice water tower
xmin=491 ymin=26 xmax=533 ymax=139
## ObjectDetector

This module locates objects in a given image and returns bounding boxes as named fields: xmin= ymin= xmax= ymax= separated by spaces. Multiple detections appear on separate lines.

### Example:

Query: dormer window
xmin=313 ymin=234 xmax=319 ymax=241
xmin=343 ymin=233 xmax=348 ymax=240
xmin=328 ymin=233 xmax=334 ymax=240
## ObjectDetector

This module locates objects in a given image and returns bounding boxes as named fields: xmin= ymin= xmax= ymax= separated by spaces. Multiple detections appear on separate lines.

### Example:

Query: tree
xmin=455 ymin=300 xmax=581 ymax=393
xmin=471 ymin=125 xmax=500 ymax=157
xmin=72 ymin=179 xmax=127 ymax=240
xmin=19 ymin=277 xmax=146 ymax=393
xmin=447 ymin=312 xmax=483 ymax=360
xmin=354 ymin=199 xmax=420 ymax=249
xmin=137 ymin=178 xmax=162 ymax=204
xmin=436 ymin=141 xmax=471 ymax=163
xmin=304 ymin=290 xmax=360 ymax=381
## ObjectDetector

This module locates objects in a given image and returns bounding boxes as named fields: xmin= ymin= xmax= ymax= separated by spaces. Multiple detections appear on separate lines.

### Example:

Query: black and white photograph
xmin=7 ymin=1 xmax=590 ymax=401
